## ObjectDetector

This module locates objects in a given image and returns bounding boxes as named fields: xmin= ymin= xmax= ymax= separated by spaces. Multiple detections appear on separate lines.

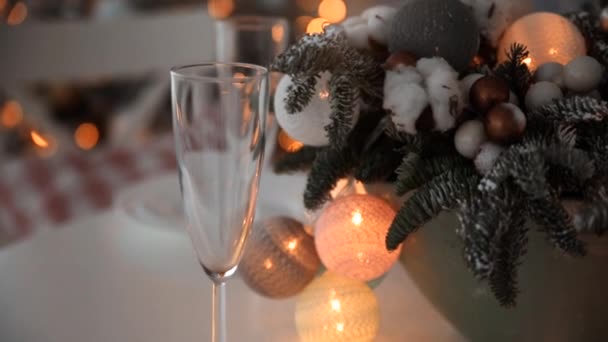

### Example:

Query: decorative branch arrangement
xmin=270 ymin=0 xmax=608 ymax=307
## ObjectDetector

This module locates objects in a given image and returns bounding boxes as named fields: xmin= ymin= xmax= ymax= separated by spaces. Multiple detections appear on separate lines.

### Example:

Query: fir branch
xmin=530 ymin=96 xmax=608 ymax=124
xmin=458 ymin=193 xmax=498 ymax=278
xmin=489 ymin=211 xmax=527 ymax=307
xmin=528 ymin=196 xmax=586 ymax=256
xmin=494 ymin=43 xmax=532 ymax=101
xmin=573 ymin=201 xmax=608 ymax=235
xmin=303 ymin=146 xmax=357 ymax=210
xmin=354 ymin=136 xmax=402 ymax=183
xmin=386 ymin=167 xmax=479 ymax=250
xmin=273 ymin=146 xmax=320 ymax=173
xmin=271 ymin=33 xmax=347 ymax=75
xmin=543 ymin=145 xmax=595 ymax=182
xmin=479 ymin=149 xmax=548 ymax=199
xmin=285 ymin=75 xmax=319 ymax=114
xmin=325 ymin=74 xmax=359 ymax=148
xmin=394 ymin=154 xmax=470 ymax=196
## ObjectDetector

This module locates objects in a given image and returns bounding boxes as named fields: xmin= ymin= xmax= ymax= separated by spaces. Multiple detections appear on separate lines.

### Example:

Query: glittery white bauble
xmin=474 ymin=142 xmax=505 ymax=174
xmin=535 ymin=62 xmax=565 ymax=87
xmin=239 ymin=217 xmax=321 ymax=298
xmin=295 ymin=272 xmax=380 ymax=342
xmin=498 ymin=12 xmax=586 ymax=71
xmin=460 ymin=0 xmax=533 ymax=46
xmin=315 ymin=194 xmax=400 ymax=281
xmin=525 ymin=81 xmax=563 ymax=111
xmin=563 ymin=56 xmax=604 ymax=93
xmin=454 ymin=120 xmax=487 ymax=159
xmin=274 ymin=73 xmax=359 ymax=146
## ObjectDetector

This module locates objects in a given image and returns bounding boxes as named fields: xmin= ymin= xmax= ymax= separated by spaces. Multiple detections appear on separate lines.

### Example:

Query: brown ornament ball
xmin=382 ymin=51 xmax=418 ymax=70
xmin=470 ymin=76 xmax=510 ymax=113
xmin=484 ymin=103 xmax=527 ymax=144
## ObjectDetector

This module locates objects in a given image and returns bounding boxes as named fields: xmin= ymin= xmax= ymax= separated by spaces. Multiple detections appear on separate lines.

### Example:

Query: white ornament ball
xmin=525 ymin=81 xmax=563 ymax=111
xmin=274 ymin=73 xmax=359 ymax=146
xmin=535 ymin=62 xmax=565 ymax=88
xmin=460 ymin=73 xmax=485 ymax=104
xmin=454 ymin=120 xmax=487 ymax=159
xmin=361 ymin=5 xmax=397 ymax=45
xmin=498 ymin=12 xmax=586 ymax=71
xmin=239 ymin=217 xmax=321 ymax=298
xmin=474 ymin=142 xmax=505 ymax=174
xmin=563 ymin=56 xmax=604 ymax=93
xmin=295 ymin=272 xmax=380 ymax=342
xmin=315 ymin=194 xmax=400 ymax=282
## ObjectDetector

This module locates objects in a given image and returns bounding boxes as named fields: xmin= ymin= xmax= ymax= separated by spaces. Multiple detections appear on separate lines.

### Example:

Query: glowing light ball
xmin=498 ymin=12 xmax=586 ymax=71
xmin=239 ymin=217 xmax=321 ymax=298
xmin=315 ymin=194 xmax=401 ymax=281
xmin=295 ymin=272 xmax=380 ymax=342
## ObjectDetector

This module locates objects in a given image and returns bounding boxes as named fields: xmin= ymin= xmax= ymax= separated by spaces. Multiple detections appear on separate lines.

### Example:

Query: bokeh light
xmin=1 ymin=100 xmax=24 ymax=128
xmin=318 ymin=0 xmax=346 ymax=23
xmin=306 ymin=17 xmax=327 ymax=34
xmin=7 ymin=1 xmax=27 ymax=26
xmin=207 ymin=0 xmax=234 ymax=19
xmin=74 ymin=123 xmax=100 ymax=150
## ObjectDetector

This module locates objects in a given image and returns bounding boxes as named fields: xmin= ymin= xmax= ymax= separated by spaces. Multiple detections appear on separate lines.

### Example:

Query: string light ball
xmin=498 ymin=12 xmax=586 ymax=71
xmin=239 ymin=217 xmax=321 ymax=299
xmin=314 ymin=194 xmax=400 ymax=282
xmin=274 ymin=72 xmax=360 ymax=146
xmin=387 ymin=0 xmax=480 ymax=71
xmin=295 ymin=272 xmax=380 ymax=342
xmin=460 ymin=0 xmax=533 ymax=46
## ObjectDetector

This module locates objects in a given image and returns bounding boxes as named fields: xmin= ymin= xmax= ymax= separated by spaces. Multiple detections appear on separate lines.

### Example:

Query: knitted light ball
xmin=239 ymin=217 xmax=321 ymax=298
xmin=274 ymin=72 xmax=359 ymax=146
xmin=498 ymin=12 xmax=586 ymax=71
xmin=314 ymin=194 xmax=400 ymax=282
xmin=295 ymin=272 xmax=380 ymax=342
xmin=387 ymin=0 xmax=480 ymax=71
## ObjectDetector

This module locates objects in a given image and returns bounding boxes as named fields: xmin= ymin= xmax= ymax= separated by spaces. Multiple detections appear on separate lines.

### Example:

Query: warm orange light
xmin=278 ymin=130 xmax=304 ymax=152
xmin=207 ymin=0 xmax=234 ymax=19
xmin=74 ymin=122 xmax=99 ymax=150
xmin=1 ymin=100 xmax=23 ymax=128
xmin=351 ymin=211 xmax=363 ymax=226
xmin=0 ymin=0 xmax=7 ymax=13
xmin=287 ymin=239 xmax=298 ymax=251
xmin=7 ymin=1 xmax=27 ymax=25
xmin=523 ymin=57 xmax=532 ymax=66
xmin=318 ymin=0 xmax=346 ymax=23
xmin=306 ymin=17 xmax=327 ymax=34
xmin=31 ymin=130 xmax=49 ymax=148
xmin=272 ymin=24 xmax=285 ymax=43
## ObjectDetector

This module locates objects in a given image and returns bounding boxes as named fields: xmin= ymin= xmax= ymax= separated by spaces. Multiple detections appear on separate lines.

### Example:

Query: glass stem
xmin=212 ymin=281 xmax=226 ymax=342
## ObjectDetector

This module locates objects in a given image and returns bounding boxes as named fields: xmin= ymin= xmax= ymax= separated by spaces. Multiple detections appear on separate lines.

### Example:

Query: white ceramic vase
xmin=400 ymin=212 xmax=608 ymax=342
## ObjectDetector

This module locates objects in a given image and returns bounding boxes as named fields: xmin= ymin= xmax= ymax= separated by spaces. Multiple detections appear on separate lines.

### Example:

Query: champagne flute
xmin=171 ymin=63 xmax=268 ymax=342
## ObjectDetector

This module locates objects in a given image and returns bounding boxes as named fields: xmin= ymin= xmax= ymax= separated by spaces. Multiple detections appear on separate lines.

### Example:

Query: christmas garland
xmin=271 ymin=0 xmax=608 ymax=307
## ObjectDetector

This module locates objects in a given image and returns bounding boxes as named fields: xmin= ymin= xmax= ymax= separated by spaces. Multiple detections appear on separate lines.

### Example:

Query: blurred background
xmin=0 ymin=0 xmax=600 ymax=163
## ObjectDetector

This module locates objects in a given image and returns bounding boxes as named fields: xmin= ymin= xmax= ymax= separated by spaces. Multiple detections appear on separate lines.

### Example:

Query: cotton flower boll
xmin=455 ymin=120 xmax=487 ymax=159
xmin=342 ymin=17 xmax=370 ymax=50
xmin=460 ymin=0 xmax=533 ymax=46
xmin=475 ymin=142 xmax=505 ymax=174
xmin=460 ymin=73 xmax=485 ymax=105
xmin=361 ymin=6 xmax=397 ymax=45
xmin=417 ymin=58 xmax=464 ymax=131
xmin=384 ymin=66 xmax=423 ymax=91
xmin=525 ymin=81 xmax=563 ymax=111
xmin=385 ymin=82 xmax=428 ymax=135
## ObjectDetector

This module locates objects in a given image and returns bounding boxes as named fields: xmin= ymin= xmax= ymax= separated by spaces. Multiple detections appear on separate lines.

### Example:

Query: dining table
xmin=0 ymin=137 xmax=466 ymax=342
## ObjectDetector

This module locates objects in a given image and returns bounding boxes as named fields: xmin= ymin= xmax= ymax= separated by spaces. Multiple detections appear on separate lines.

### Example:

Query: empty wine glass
xmin=171 ymin=63 xmax=269 ymax=342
